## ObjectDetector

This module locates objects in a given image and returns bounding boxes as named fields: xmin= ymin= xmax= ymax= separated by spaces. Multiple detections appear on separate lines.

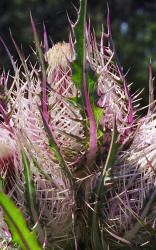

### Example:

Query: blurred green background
xmin=0 ymin=0 xmax=156 ymax=110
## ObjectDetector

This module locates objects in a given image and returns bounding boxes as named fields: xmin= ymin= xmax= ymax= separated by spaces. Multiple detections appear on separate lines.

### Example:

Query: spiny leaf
xmin=0 ymin=191 xmax=42 ymax=250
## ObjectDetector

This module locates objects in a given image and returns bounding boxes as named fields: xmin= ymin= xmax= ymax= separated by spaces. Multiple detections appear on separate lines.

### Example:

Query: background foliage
xmin=0 ymin=0 xmax=156 ymax=108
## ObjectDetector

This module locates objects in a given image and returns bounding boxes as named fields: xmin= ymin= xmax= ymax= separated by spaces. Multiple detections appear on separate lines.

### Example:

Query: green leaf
xmin=86 ymin=63 xmax=103 ymax=138
xmin=0 ymin=174 xmax=4 ymax=192
xmin=91 ymin=121 xmax=120 ymax=250
xmin=0 ymin=191 xmax=42 ymax=250
xmin=20 ymin=147 xmax=45 ymax=245
xmin=21 ymin=148 xmax=38 ymax=218
xmin=97 ymin=120 xmax=120 ymax=196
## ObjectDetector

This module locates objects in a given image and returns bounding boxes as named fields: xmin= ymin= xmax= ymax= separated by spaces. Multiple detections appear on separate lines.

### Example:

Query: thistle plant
xmin=0 ymin=0 xmax=156 ymax=249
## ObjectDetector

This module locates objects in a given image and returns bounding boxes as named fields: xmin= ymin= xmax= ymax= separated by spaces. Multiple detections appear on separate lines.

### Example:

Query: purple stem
xmin=83 ymin=34 xmax=97 ymax=163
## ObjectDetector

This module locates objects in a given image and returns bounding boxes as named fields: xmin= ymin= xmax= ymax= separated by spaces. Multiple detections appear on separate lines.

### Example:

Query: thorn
xmin=66 ymin=11 xmax=74 ymax=28
xmin=43 ymin=23 xmax=49 ymax=56
xmin=148 ymin=58 xmax=155 ymax=115
xmin=100 ymin=24 xmax=104 ymax=54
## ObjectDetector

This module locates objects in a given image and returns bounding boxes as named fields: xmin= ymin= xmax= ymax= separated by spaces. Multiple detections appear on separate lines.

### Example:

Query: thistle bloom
xmin=0 ymin=1 xmax=156 ymax=249
xmin=0 ymin=36 xmax=133 ymax=249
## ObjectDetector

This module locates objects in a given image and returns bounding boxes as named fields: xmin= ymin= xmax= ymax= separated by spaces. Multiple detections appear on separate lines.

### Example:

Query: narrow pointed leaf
xmin=21 ymin=148 xmax=38 ymax=219
xmin=0 ymin=191 xmax=42 ymax=250
xmin=20 ymin=147 xmax=45 ymax=244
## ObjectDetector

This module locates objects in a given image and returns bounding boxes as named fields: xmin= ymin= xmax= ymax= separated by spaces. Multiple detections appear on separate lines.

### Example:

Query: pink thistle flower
xmin=0 ymin=4 xmax=144 ymax=248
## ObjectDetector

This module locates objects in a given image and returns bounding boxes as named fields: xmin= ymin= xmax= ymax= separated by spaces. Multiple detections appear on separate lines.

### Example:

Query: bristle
xmin=43 ymin=23 xmax=49 ymax=56
xmin=0 ymin=37 xmax=17 ymax=72
xmin=148 ymin=59 xmax=155 ymax=115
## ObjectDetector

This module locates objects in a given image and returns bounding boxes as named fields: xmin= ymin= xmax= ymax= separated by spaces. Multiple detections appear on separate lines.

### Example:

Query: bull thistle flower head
xmin=0 ymin=0 xmax=155 ymax=249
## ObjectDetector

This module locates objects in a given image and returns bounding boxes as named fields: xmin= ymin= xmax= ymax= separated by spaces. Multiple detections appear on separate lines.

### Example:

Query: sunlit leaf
xmin=0 ymin=191 xmax=42 ymax=250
